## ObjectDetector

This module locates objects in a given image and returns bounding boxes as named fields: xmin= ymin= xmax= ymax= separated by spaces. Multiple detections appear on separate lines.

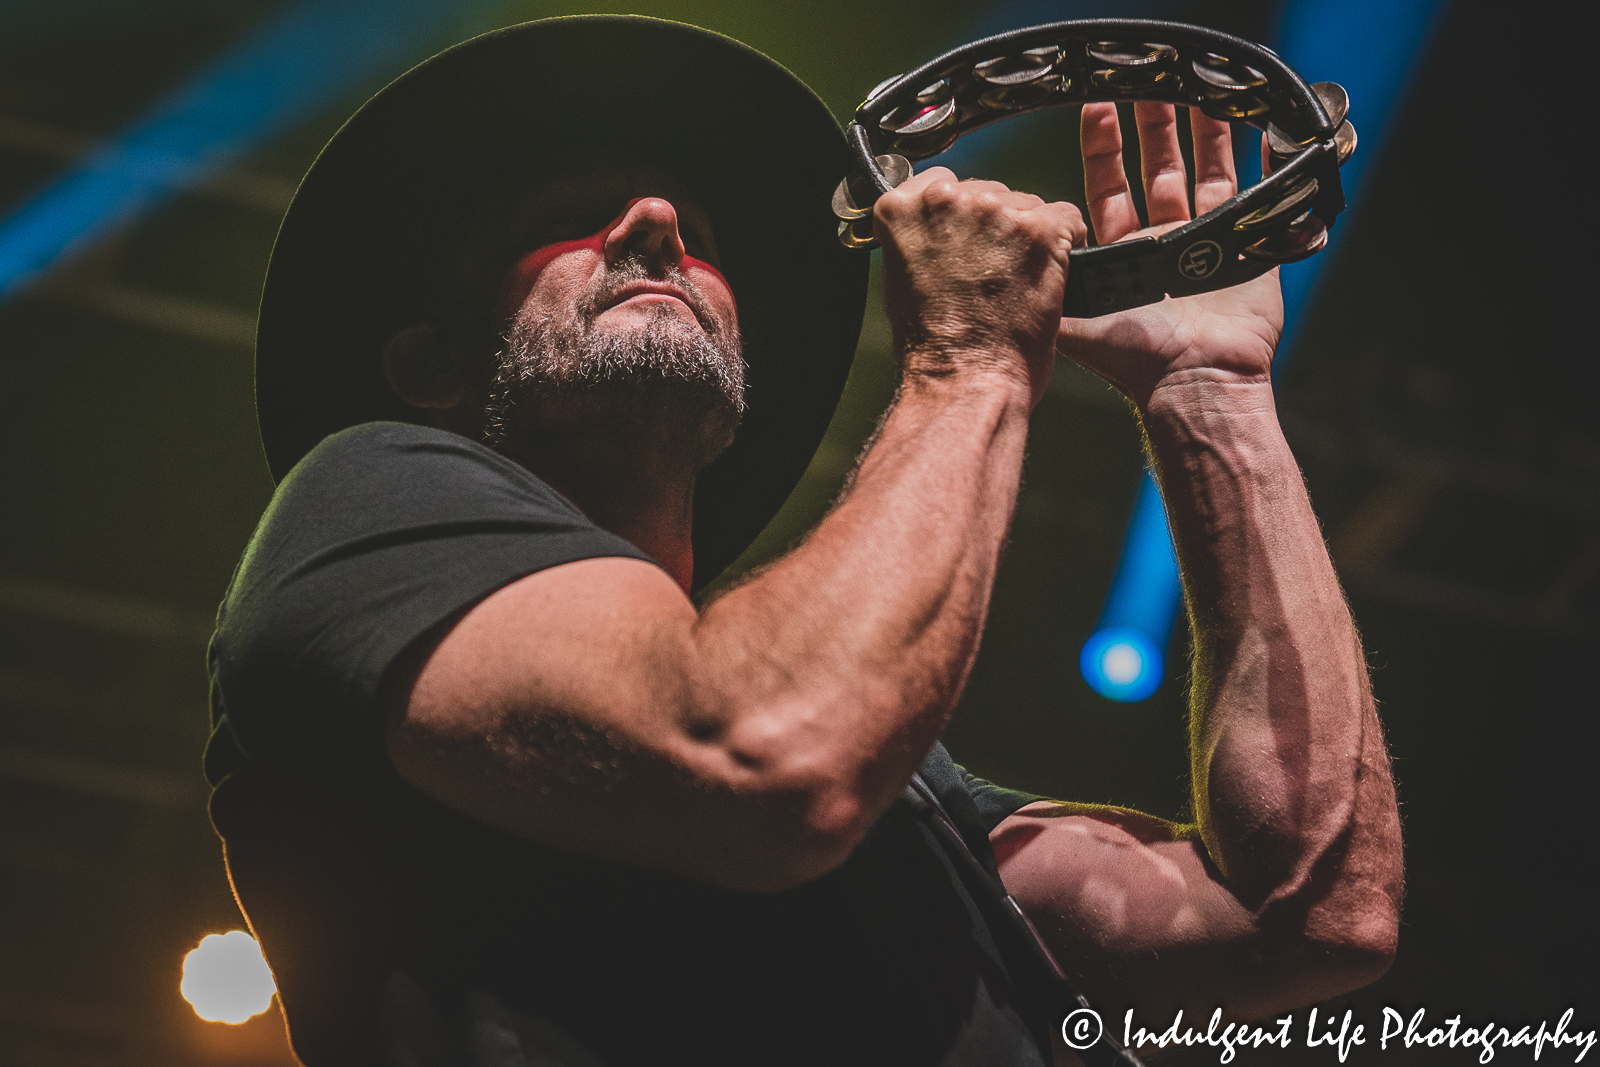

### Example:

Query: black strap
xmin=904 ymin=774 xmax=1146 ymax=1067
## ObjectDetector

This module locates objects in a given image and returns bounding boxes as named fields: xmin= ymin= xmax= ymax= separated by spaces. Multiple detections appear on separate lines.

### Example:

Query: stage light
xmin=0 ymin=0 xmax=470 ymax=302
xmin=1080 ymin=627 xmax=1164 ymax=702
xmin=180 ymin=931 xmax=276 ymax=1024
xmin=1079 ymin=471 xmax=1182 ymax=701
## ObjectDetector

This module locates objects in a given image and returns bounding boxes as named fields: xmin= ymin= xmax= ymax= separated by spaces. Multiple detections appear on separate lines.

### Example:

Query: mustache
xmin=579 ymin=255 xmax=720 ymax=335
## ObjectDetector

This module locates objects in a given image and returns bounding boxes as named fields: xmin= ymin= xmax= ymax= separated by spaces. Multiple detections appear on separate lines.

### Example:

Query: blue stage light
xmin=1078 ymin=0 xmax=1451 ymax=702
xmin=0 ymin=0 xmax=474 ymax=302
xmin=1081 ymin=470 xmax=1182 ymax=700
xmin=1080 ymin=626 xmax=1165 ymax=703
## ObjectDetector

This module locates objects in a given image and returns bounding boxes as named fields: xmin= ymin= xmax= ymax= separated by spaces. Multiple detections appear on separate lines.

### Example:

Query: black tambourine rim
xmin=839 ymin=19 xmax=1351 ymax=317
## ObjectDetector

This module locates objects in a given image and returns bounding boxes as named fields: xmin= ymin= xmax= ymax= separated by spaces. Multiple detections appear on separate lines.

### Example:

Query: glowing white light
xmin=1100 ymin=642 xmax=1144 ymax=686
xmin=181 ymin=931 xmax=276 ymax=1024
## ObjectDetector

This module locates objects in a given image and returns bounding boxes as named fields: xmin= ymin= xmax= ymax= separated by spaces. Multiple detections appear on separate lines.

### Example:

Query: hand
xmin=874 ymin=166 xmax=1087 ymax=407
xmin=1059 ymin=102 xmax=1285 ymax=409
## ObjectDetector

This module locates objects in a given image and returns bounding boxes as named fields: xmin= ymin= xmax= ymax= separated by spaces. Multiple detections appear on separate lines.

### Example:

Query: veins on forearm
xmin=1137 ymin=385 xmax=1387 ymax=917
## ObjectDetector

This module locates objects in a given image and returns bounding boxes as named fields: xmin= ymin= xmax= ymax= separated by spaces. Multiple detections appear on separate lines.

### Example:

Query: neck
xmin=504 ymin=432 xmax=697 ymax=593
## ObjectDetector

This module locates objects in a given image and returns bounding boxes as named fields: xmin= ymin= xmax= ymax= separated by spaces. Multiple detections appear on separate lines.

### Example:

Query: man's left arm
xmin=992 ymin=101 xmax=1403 ymax=1026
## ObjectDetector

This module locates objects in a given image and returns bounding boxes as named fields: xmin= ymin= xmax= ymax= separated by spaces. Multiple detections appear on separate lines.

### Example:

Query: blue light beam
xmin=0 ymin=0 xmax=474 ymax=302
xmin=1079 ymin=0 xmax=1452 ymax=702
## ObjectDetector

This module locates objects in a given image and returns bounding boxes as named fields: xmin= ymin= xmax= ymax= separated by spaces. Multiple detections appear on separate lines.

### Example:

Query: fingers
xmin=1084 ymin=103 xmax=1247 ymax=243
xmin=1133 ymin=102 xmax=1190 ymax=226
xmin=1080 ymin=102 xmax=1141 ymax=244
xmin=875 ymin=165 xmax=1085 ymax=265
xmin=893 ymin=165 xmax=959 ymax=198
xmin=1189 ymin=112 xmax=1239 ymax=215
xmin=1044 ymin=199 xmax=1089 ymax=252
xmin=883 ymin=167 xmax=1037 ymax=211
xmin=879 ymin=168 xmax=1067 ymax=229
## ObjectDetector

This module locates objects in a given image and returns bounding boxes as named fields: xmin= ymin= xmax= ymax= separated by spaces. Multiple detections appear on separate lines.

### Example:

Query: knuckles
xmin=878 ymin=178 xmax=1039 ymax=240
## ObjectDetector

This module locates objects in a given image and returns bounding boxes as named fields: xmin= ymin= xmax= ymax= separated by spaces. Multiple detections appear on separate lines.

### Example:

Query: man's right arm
xmin=383 ymin=171 xmax=1085 ymax=892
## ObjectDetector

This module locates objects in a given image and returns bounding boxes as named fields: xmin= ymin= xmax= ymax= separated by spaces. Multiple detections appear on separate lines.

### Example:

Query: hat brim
xmin=255 ymin=16 xmax=869 ymax=590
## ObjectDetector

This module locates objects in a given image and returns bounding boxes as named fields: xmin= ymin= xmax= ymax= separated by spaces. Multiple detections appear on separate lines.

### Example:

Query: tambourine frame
xmin=839 ymin=19 xmax=1352 ymax=317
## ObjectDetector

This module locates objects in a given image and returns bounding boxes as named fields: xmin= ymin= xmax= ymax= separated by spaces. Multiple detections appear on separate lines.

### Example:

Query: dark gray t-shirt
xmin=206 ymin=422 xmax=1048 ymax=1067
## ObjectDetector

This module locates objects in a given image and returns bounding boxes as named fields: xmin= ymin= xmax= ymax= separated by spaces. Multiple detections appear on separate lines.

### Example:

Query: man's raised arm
xmin=383 ymin=171 xmax=1086 ymax=893
xmin=992 ymin=102 xmax=1402 ymax=1025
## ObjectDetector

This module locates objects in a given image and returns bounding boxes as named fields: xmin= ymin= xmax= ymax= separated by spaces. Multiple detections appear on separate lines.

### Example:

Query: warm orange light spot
xmin=181 ymin=931 xmax=277 ymax=1024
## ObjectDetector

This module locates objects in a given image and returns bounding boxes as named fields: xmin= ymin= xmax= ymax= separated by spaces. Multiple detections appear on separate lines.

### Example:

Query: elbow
xmin=694 ymin=715 xmax=881 ymax=893
xmin=1323 ymin=923 xmax=1396 ymax=989
xmin=701 ymin=789 xmax=871 ymax=893
xmin=725 ymin=831 xmax=864 ymax=893
xmin=771 ymin=790 xmax=876 ymax=890
xmin=1303 ymin=848 xmax=1405 ymax=994
xmin=1295 ymin=934 xmax=1396 ymax=1004
xmin=1326 ymin=902 xmax=1400 ymax=986
xmin=1284 ymin=898 xmax=1400 ymax=1001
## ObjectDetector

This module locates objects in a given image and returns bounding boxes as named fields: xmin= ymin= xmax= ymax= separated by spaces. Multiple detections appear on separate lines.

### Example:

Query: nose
xmin=602 ymin=197 xmax=687 ymax=272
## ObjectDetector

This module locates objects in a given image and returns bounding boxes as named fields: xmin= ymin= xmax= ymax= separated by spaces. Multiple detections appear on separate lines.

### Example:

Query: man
xmin=206 ymin=15 xmax=1402 ymax=1067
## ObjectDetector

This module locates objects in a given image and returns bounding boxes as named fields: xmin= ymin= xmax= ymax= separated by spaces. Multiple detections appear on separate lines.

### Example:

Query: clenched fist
xmin=873 ymin=167 xmax=1087 ymax=409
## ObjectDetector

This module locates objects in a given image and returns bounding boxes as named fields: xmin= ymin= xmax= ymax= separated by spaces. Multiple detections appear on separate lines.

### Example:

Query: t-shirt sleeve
xmin=959 ymin=770 xmax=1040 ymax=833
xmin=915 ymin=743 xmax=1041 ymax=874
xmin=919 ymin=744 xmax=1041 ymax=835
xmin=208 ymin=422 xmax=654 ymax=772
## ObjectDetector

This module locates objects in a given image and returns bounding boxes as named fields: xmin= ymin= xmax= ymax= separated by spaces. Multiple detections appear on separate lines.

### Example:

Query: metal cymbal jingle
xmin=1192 ymin=52 xmax=1267 ymax=92
xmin=1233 ymin=177 xmax=1320 ymax=231
xmin=1242 ymin=211 xmax=1329 ymax=262
xmin=1312 ymin=81 xmax=1349 ymax=126
xmin=879 ymin=79 xmax=959 ymax=155
xmin=1086 ymin=41 xmax=1177 ymax=67
xmin=973 ymin=45 xmax=1061 ymax=85
xmin=1087 ymin=40 xmax=1179 ymax=96
xmin=832 ymin=154 xmax=912 ymax=222
xmin=1334 ymin=120 xmax=1358 ymax=164
xmin=975 ymin=49 xmax=1067 ymax=111
xmin=979 ymin=75 xmax=1066 ymax=111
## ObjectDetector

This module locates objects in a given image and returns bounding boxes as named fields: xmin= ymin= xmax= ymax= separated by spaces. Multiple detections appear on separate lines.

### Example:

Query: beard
xmin=482 ymin=258 xmax=746 ymax=472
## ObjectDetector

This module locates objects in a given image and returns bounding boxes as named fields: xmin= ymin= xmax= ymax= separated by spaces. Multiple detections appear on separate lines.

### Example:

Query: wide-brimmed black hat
xmin=256 ymin=15 xmax=869 ymax=589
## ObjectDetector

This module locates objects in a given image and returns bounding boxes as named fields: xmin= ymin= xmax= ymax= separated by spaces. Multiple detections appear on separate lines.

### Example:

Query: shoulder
xmin=234 ymin=421 xmax=624 ymax=583
xmin=212 ymin=422 xmax=652 ymax=745
xmin=268 ymin=421 xmax=577 ymax=529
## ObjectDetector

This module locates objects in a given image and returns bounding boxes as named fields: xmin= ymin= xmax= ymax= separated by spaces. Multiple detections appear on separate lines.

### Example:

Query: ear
xmin=382 ymin=324 xmax=468 ymax=411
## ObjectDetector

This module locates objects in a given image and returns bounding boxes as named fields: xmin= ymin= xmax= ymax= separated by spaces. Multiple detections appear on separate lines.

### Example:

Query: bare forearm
xmin=690 ymin=366 xmax=1032 ymax=838
xmin=1140 ymin=375 xmax=1401 ymax=943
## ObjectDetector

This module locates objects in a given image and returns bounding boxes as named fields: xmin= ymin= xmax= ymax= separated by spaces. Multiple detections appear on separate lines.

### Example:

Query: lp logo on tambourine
xmin=1179 ymin=240 xmax=1223 ymax=280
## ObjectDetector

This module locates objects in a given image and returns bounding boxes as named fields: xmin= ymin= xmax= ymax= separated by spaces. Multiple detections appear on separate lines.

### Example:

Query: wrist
xmin=898 ymin=339 xmax=1046 ymax=411
xmin=1137 ymin=375 xmax=1286 ymax=481
xmin=1140 ymin=371 xmax=1276 ymax=423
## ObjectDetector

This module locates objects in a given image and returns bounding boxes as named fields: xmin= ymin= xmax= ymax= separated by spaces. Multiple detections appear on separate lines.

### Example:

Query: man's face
xmin=481 ymin=168 xmax=745 ymax=472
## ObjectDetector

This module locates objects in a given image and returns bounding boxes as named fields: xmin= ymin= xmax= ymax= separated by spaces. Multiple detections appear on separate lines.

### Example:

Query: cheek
xmin=497 ymin=234 xmax=605 ymax=322
xmin=683 ymin=256 xmax=737 ymax=321
xmin=497 ymin=201 xmax=640 ymax=321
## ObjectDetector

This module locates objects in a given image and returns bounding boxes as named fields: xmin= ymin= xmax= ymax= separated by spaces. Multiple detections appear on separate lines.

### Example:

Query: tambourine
xmin=832 ymin=20 xmax=1356 ymax=317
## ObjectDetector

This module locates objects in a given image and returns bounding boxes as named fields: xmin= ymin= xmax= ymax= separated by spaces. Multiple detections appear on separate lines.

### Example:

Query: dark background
xmin=0 ymin=0 xmax=1592 ymax=1063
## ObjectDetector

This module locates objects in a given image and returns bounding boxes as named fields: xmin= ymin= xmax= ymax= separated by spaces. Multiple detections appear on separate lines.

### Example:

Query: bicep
xmin=388 ymin=555 xmax=700 ymax=757
xmin=994 ymin=801 xmax=1359 ymax=1024
xmin=380 ymin=555 xmax=848 ymax=890
xmin=384 ymin=559 xmax=713 ymax=861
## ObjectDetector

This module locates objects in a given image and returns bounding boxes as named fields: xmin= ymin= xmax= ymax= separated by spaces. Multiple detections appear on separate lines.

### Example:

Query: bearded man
xmin=204 ymin=16 xmax=1403 ymax=1067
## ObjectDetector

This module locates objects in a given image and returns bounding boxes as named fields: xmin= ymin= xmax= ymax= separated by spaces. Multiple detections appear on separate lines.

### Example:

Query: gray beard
xmin=483 ymin=261 xmax=746 ymax=472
